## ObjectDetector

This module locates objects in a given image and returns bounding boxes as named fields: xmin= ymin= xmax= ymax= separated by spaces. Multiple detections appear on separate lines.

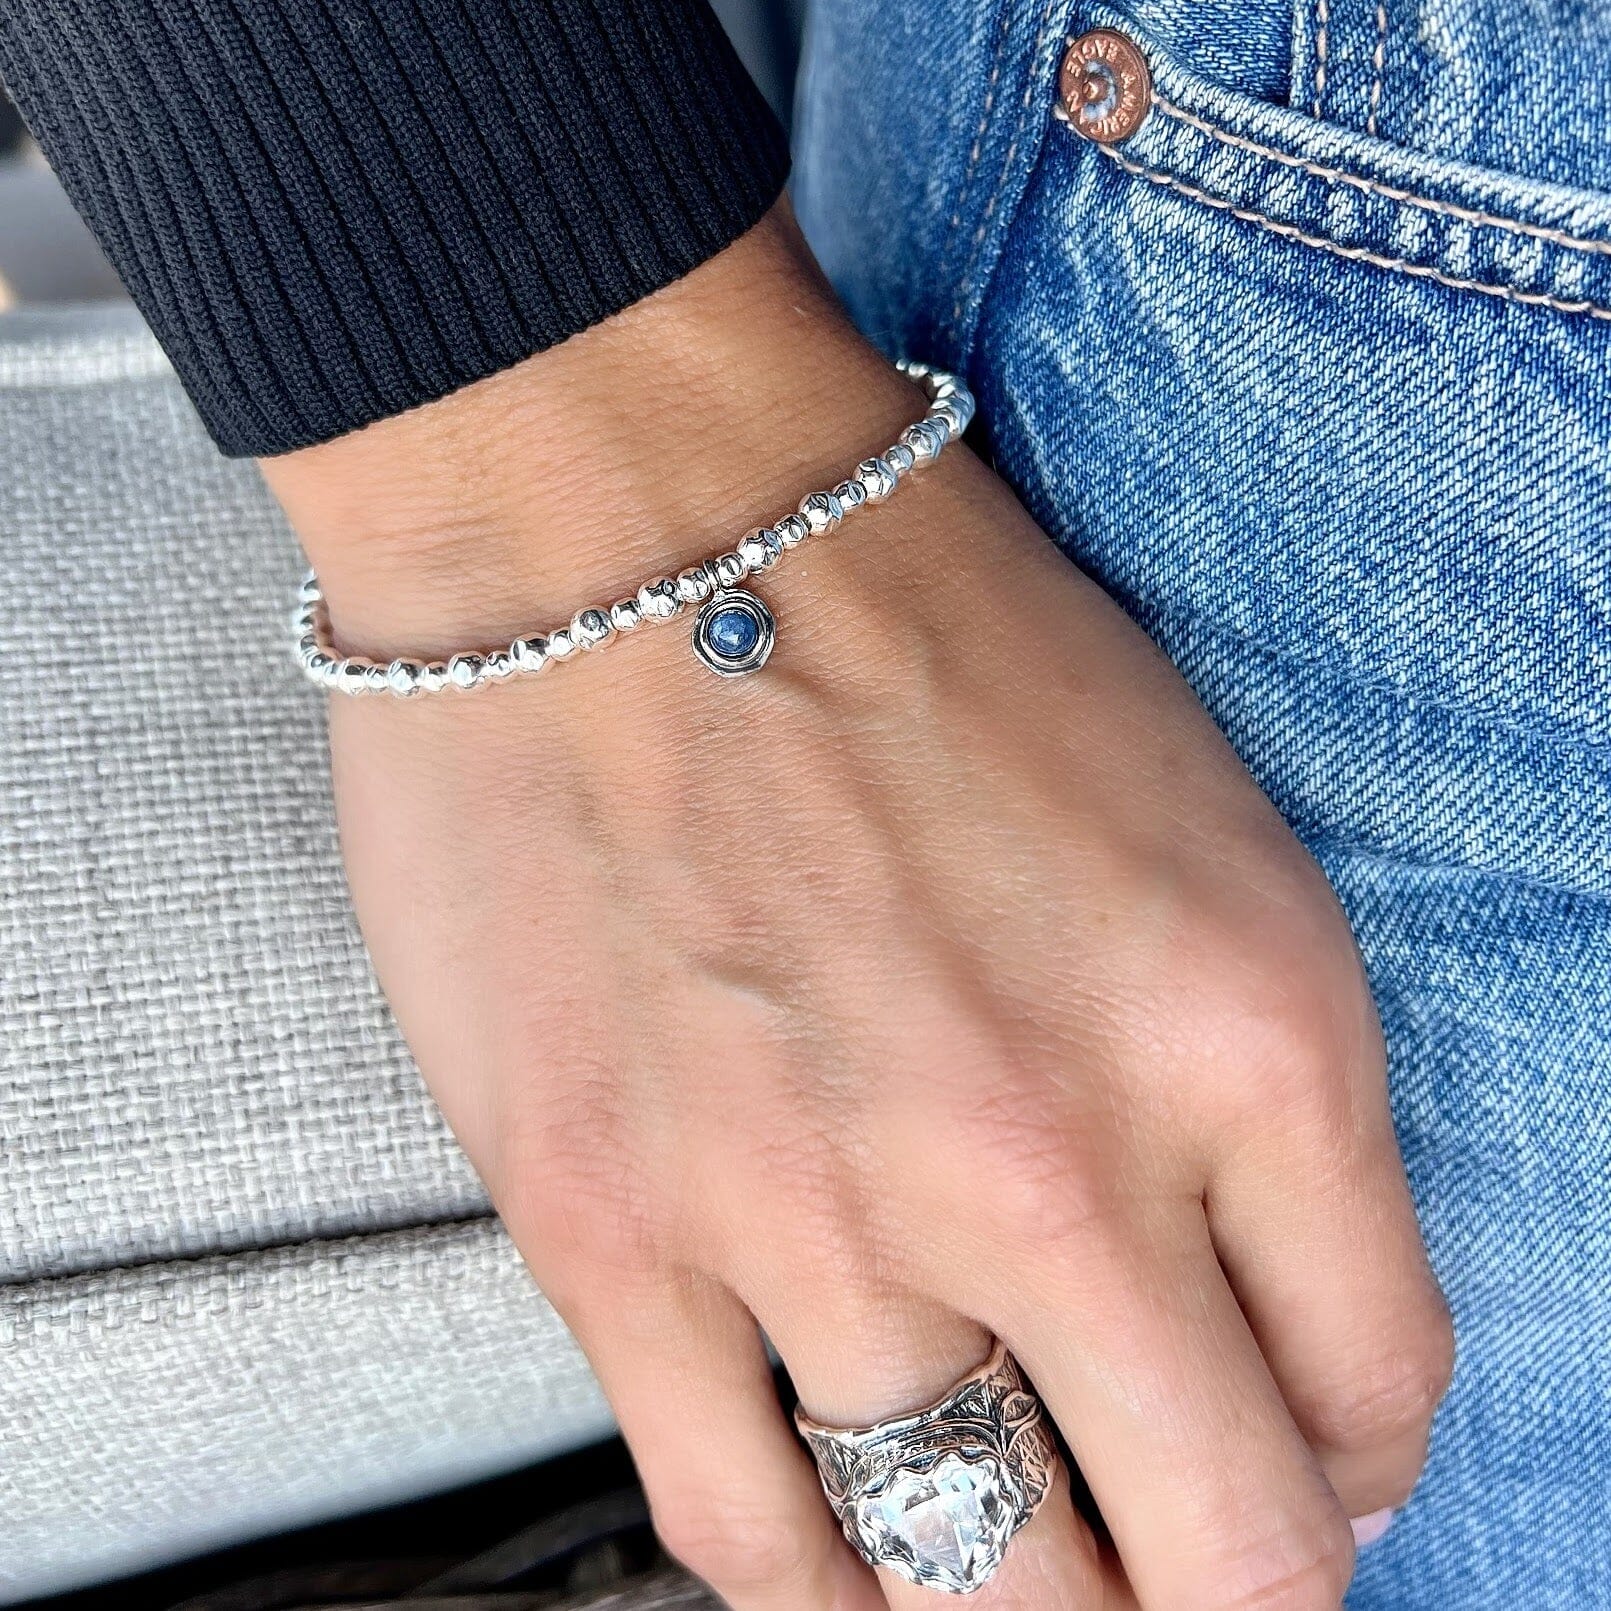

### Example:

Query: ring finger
xmin=757 ymin=1284 xmax=1124 ymax=1609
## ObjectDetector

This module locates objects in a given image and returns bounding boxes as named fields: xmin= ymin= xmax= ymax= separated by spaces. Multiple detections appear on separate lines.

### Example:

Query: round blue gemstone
xmin=707 ymin=604 xmax=761 ymax=659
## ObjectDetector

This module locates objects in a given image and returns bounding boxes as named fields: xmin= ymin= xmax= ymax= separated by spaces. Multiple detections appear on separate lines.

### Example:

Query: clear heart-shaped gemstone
xmin=852 ymin=1452 xmax=1017 ymax=1592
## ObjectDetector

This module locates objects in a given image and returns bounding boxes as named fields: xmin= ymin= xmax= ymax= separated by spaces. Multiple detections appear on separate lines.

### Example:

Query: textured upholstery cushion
xmin=0 ymin=307 xmax=612 ymax=1602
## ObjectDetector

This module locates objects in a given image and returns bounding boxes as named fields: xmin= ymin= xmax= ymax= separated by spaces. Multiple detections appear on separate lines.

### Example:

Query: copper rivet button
xmin=1059 ymin=28 xmax=1152 ymax=144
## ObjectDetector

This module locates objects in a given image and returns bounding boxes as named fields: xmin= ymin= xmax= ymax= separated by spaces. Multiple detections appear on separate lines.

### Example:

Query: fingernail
xmin=1351 ymin=1508 xmax=1395 ymax=1548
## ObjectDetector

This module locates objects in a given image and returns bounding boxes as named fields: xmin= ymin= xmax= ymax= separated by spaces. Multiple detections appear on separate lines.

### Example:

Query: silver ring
xmin=794 ymin=1340 xmax=1060 ymax=1594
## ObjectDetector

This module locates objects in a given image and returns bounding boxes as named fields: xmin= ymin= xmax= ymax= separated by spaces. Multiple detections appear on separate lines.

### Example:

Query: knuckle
xmin=496 ymin=1082 xmax=664 ymax=1278
xmin=1193 ymin=925 xmax=1371 ymax=1125
xmin=653 ymin=1491 xmax=820 ymax=1593
xmin=1305 ymin=1327 xmax=1456 ymax=1454
xmin=1213 ymin=1512 xmax=1356 ymax=1610
xmin=956 ymin=1078 xmax=1116 ymax=1250
xmin=737 ymin=1124 xmax=873 ymax=1288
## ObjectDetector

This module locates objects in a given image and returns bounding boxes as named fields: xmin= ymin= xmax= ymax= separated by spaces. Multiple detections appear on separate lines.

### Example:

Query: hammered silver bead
xmin=711 ymin=551 xmax=748 ymax=589
xmin=545 ymin=628 xmax=580 ymax=660
xmin=637 ymin=578 xmax=682 ymax=620
xmin=362 ymin=664 xmax=391 ymax=693
xmin=571 ymin=607 xmax=614 ymax=650
xmin=934 ymin=395 xmax=972 ymax=437
xmin=855 ymin=458 xmax=898 ymax=501
xmin=676 ymin=568 xmax=715 ymax=605
xmin=774 ymin=512 xmax=810 ymax=547
xmin=512 ymin=636 xmax=549 ymax=672
xmin=799 ymin=491 xmax=843 ymax=533
xmin=901 ymin=420 xmax=946 ymax=463
xmin=420 ymin=662 xmax=450 ymax=693
xmin=885 ymin=442 xmax=917 ymax=477
xmin=334 ymin=660 xmax=371 ymax=695
xmin=386 ymin=659 xmax=422 ymax=697
xmin=941 ymin=389 xmax=974 ymax=432
xmin=736 ymin=526 xmax=781 ymax=572
xmin=833 ymin=478 xmax=867 ymax=513
xmin=448 ymin=653 xmax=485 ymax=689
xmin=608 ymin=599 xmax=643 ymax=633
xmin=483 ymin=648 xmax=516 ymax=680
xmin=298 ymin=574 xmax=321 ymax=604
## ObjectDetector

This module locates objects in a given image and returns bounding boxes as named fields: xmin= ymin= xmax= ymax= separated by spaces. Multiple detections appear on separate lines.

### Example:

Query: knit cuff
xmin=0 ymin=0 xmax=790 ymax=455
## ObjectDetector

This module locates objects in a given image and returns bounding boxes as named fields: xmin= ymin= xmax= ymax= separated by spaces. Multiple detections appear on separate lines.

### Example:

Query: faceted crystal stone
xmin=707 ymin=604 xmax=761 ymax=659
xmin=852 ymin=1453 xmax=1017 ymax=1592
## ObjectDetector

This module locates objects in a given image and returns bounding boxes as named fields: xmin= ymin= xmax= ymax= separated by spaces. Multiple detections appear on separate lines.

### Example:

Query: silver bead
xmin=511 ymin=635 xmax=549 ymax=672
xmin=676 ymin=567 xmax=715 ymax=605
xmin=901 ymin=419 xmax=946 ymax=463
xmin=297 ymin=633 xmax=320 ymax=655
xmin=609 ymin=598 xmax=644 ymax=633
xmin=483 ymin=648 xmax=516 ymax=680
xmin=363 ymin=664 xmax=391 ymax=693
xmin=386 ymin=659 xmax=422 ymax=697
xmin=774 ymin=512 xmax=810 ymax=547
xmin=420 ymin=662 xmax=450 ymax=693
xmin=711 ymin=551 xmax=748 ymax=589
xmin=298 ymin=574 xmax=321 ymax=604
xmin=855 ymin=457 xmax=898 ymax=501
xmin=885 ymin=442 xmax=917 ymax=477
xmin=334 ymin=659 xmax=371 ymax=695
xmin=637 ymin=578 xmax=682 ymax=620
xmin=898 ymin=357 xmax=933 ymax=382
xmin=799 ymin=490 xmax=844 ymax=533
xmin=545 ymin=628 xmax=580 ymax=660
xmin=736 ymin=526 xmax=781 ymax=572
xmin=448 ymin=653 xmax=485 ymax=689
xmin=571 ymin=607 xmax=614 ymax=650
xmin=933 ymin=395 xmax=972 ymax=436
xmin=833 ymin=478 xmax=867 ymax=513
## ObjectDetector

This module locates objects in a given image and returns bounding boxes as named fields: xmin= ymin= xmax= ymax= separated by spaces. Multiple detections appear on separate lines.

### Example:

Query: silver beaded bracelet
xmin=291 ymin=361 xmax=973 ymax=695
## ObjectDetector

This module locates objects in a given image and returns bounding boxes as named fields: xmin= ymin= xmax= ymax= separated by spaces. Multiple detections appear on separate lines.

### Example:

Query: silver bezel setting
xmin=691 ymin=589 xmax=775 ymax=678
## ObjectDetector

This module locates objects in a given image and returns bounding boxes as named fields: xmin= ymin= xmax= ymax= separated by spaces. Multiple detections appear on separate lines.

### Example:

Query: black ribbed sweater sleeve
xmin=0 ymin=1 xmax=790 ymax=455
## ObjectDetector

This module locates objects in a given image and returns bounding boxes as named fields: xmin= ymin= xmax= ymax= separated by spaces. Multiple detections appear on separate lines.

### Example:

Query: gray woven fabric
xmin=0 ymin=306 xmax=611 ymax=1600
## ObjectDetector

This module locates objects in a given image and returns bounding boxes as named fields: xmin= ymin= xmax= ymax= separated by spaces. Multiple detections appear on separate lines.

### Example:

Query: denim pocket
xmin=1077 ymin=3 xmax=1611 ymax=328
xmin=969 ymin=5 xmax=1611 ymax=891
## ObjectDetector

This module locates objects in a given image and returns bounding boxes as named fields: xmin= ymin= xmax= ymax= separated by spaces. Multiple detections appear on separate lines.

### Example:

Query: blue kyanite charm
xmin=691 ymin=588 xmax=775 ymax=677
xmin=708 ymin=604 xmax=761 ymax=658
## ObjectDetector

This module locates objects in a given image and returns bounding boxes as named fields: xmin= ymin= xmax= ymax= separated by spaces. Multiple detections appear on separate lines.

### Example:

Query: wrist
xmin=262 ymin=204 xmax=952 ymax=661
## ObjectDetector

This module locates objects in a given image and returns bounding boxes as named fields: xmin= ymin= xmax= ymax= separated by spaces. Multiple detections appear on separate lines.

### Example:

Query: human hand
xmin=265 ymin=206 xmax=1452 ymax=1610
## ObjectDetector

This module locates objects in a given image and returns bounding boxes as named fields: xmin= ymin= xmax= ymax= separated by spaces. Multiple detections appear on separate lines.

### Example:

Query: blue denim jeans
xmin=795 ymin=1 xmax=1611 ymax=1603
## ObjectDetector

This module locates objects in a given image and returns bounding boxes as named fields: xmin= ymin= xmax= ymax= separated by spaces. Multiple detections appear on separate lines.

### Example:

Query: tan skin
xmin=266 ymin=206 xmax=1453 ymax=1611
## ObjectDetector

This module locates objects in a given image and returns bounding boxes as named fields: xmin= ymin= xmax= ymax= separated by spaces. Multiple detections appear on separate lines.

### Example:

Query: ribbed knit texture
xmin=0 ymin=1 xmax=790 ymax=456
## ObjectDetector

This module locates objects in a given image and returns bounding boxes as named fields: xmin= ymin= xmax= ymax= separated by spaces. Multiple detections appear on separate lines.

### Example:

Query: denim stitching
xmin=1101 ymin=147 xmax=1611 ymax=320
xmin=949 ymin=0 xmax=1067 ymax=331
xmin=1367 ymin=1 xmax=1387 ymax=136
xmin=945 ymin=5 xmax=1014 ymax=240
xmin=1312 ymin=0 xmax=1330 ymax=118
xmin=1154 ymin=97 xmax=1611 ymax=254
